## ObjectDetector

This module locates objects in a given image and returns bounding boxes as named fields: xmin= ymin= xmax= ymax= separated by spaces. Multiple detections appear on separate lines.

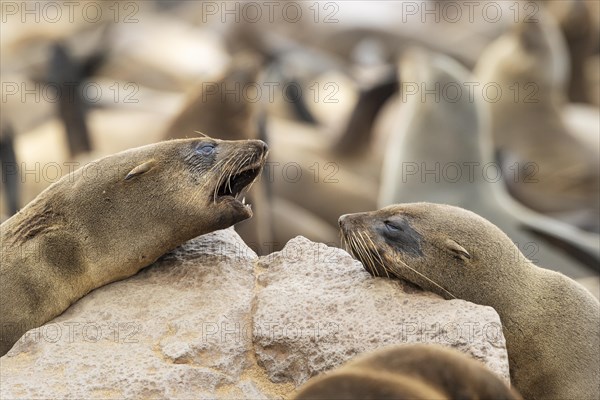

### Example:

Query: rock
xmin=253 ymin=237 xmax=510 ymax=386
xmin=0 ymin=228 xmax=277 ymax=399
xmin=0 ymin=231 xmax=510 ymax=399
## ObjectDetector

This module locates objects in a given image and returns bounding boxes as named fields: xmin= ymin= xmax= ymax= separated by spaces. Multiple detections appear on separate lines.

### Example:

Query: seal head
xmin=339 ymin=203 xmax=507 ymax=300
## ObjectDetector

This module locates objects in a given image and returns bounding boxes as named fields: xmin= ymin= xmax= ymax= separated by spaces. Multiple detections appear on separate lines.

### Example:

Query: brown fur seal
xmin=0 ymin=123 xmax=19 ymax=217
xmin=380 ymin=49 xmax=599 ymax=276
xmin=339 ymin=203 xmax=600 ymax=400
xmin=294 ymin=343 xmax=522 ymax=400
xmin=544 ymin=0 xmax=598 ymax=103
xmin=475 ymin=12 xmax=600 ymax=232
xmin=162 ymin=54 xmax=263 ymax=142
xmin=0 ymin=137 xmax=268 ymax=356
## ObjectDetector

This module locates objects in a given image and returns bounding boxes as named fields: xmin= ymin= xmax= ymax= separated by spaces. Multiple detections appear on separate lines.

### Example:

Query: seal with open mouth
xmin=0 ymin=137 xmax=268 ymax=356
xmin=339 ymin=203 xmax=599 ymax=400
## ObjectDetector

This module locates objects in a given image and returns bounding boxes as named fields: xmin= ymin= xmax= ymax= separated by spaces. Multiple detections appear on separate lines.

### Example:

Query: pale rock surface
xmin=0 ymin=229 xmax=273 ymax=399
xmin=254 ymin=237 xmax=510 ymax=386
xmin=1 ymin=230 xmax=509 ymax=399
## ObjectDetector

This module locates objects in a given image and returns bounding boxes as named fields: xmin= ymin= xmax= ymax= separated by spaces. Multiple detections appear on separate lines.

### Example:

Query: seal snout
xmin=251 ymin=140 xmax=269 ymax=157
xmin=338 ymin=214 xmax=350 ymax=227
xmin=257 ymin=140 xmax=268 ymax=153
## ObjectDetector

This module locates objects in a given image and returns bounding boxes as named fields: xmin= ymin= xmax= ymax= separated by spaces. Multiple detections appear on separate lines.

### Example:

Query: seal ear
xmin=125 ymin=160 xmax=155 ymax=181
xmin=444 ymin=239 xmax=471 ymax=262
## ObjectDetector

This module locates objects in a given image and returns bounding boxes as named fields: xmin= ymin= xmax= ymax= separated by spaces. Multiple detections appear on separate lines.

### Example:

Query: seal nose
xmin=338 ymin=214 xmax=349 ymax=227
xmin=255 ymin=140 xmax=268 ymax=155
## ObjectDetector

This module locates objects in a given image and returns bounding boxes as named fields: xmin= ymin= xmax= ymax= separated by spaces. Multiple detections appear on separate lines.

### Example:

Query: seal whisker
xmin=210 ymin=157 xmax=231 ymax=202
xmin=392 ymin=255 xmax=456 ymax=299
xmin=357 ymin=231 xmax=385 ymax=278
xmin=352 ymin=232 xmax=372 ymax=272
xmin=209 ymin=149 xmax=261 ymax=203
xmin=362 ymin=232 xmax=390 ymax=279
xmin=352 ymin=236 xmax=375 ymax=276
xmin=232 ymin=155 xmax=252 ymax=197
xmin=239 ymin=155 xmax=251 ymax=172
xmin=244 ymin=173 xmax=261 ymax=197
xmin=193 ymin=130 xmax=209 ymax=138
xmin=214 ymin=156 xmax=237 ymax=202
xmin=344 ymin=232 xmax=356 ymax=257
xmin=360 ymin=238 xmax=379 ymax=277
xmin=346 ymin=233 xmax=370 ymax=275
xmin=218 ymin=160 xmax=234 ymax=200
xmin=231 ymin=153 xmax=247 ymax=176
xmin=226 ymin=156 xmax=237 ymax=195
xmin=229 ymin=153 xmax=251 ymax=192
xmin=357 ymin=231 xmax=380 ymax=276
xmin=356 ymin=231 xmax=379 ymax=276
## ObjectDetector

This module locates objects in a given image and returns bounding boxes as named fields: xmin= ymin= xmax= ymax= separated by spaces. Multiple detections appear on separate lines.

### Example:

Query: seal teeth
xmin=242 ymin=197 xmax=246 ymax=205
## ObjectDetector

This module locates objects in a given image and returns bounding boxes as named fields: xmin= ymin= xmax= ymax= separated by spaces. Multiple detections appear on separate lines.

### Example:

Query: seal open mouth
xmin=215 ymin=164 xmax=262 ymax=209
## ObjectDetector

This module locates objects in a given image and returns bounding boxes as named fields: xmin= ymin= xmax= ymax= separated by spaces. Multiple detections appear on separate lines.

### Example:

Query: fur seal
xmin=544 ymin=0 xmax=597 ymax=103
xmin=379 ymin=49 xmax=599 ymax=277
xmin=48 ymin=41 xmax=95 ymax=158
xmin=162 ymin=53 xmax=264 ymax=142
xmin=294 ymin=343 xmax=522 ymax=400
xmin=475 ymin=13 xmax=600 ymax=232
xmin=0 ymin=123 xmax=19 ymax=217
xmin=339 ymin=203 xmax=600 ymax=400
xmin=0 ymin=137 xmax=268 ymax=356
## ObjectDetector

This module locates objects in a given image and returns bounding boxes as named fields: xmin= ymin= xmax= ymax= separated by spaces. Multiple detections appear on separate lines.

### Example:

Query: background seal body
xmin=475 ymin=14 xmax=600 ymax=231
xmin=379 ymin=48 xmax=599 ymax=277
xmin=0 ymin=137 xmax=268 ymax=356
xmin=340 ymin=203 xmax=600 ymax=400
xmin=293 ymin=343 xmax=522 ymax=400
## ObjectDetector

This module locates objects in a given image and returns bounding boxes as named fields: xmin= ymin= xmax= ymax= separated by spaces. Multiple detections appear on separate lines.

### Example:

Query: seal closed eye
xmin=339 ymin=202 xmax=600 ymax=400
xmin=0 ymin=137 xmax=268 ymax=356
